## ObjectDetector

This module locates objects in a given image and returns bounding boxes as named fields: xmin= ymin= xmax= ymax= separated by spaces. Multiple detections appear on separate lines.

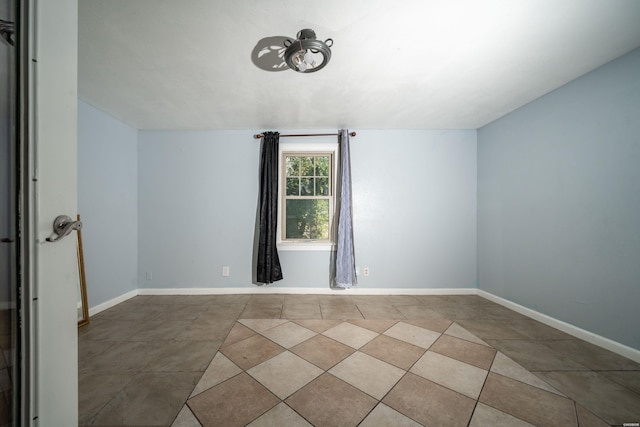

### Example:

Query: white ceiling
xmin=78 ymin=0 xmax=640 ymax=131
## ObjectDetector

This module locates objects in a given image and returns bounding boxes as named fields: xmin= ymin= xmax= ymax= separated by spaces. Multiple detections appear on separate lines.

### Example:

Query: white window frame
xmin=278 ymin=141 xmax=338 ymax=251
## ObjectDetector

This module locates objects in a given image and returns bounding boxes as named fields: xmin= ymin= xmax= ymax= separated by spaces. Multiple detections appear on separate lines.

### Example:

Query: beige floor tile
xmin=157 ymin=304 xmax=210 ymax=321
xmin=220 ymin=334 xmax=285 ymax=370
xmin=469 ymin=402 xmax=535 ymax=427
xmin=320 ymin=304 xmax=364 ymax=319
xmin=534 ymin=370 xmax=640 ymax=425
xmin=260 ymin=321 xmax=317 ymax=348
xmin=80 ymin=340 xmax=164 ymax=374
xmin=430 ymin=334 xmax=496 ymax=370
xmin=485 ymin=339 xmax=589 ymax=371
xmin=359 ymin=403 xmax=422 ymax=427
xmin=79 ymin=319 xmax=146 ymax=342
xmin=542 ymin=339 xmax=640 ymax=371
xmin=479 ymin=373 xmax=578 ymax=426
xmin=599 ymin=370 xmax=640 ymax=394
xmin=322 ymin=322 xmax=379 ymax=349
xmin=347 ymin=319 xmax=398 ymax=333
xmin=292 ymin=319 xmax=342 ymax=333
xmin=239 ymin=305 xmax=283 ymax=319
xmin=144 ymin=340 xmax=220 ymax=373
xmin=383 ymin=373 xmax=476 ymax=426
xmin=190 ymin=352 xmax=242 ymax=398
xmin=208 ymin=294 xmax=252 ymax=304
xmin=249 ymin=294 xmax=285 ymax=305
xmin=318 ymin=295 xmax=356 ymax=305
xmin=285 ymin=373 xmax=377 ymax=427
xmin=220 ymin=322 xmax=256 ymax=348
xmin=281 ymin=303 xmax=322 ymax=319
xmin=357 ymin=304 xmax=406 ymax=319
xmin=248 ymin=351 xmax=323 ymax=399
xmin=456 ymin=319 xmax=529 ymax=340
xmin=246 ymin=402 xmax=312 ymax=427
xmin=329 ymin=352 xmax=405 ymax=399
xmin=80 ymin=294 xmax=638 ymax=427
xmin=239 ymin=318 xmax=288 ymax=332
xmin=91 ymin=372 xmax=201 ymax=426
xmin=284 ymin=294 xmax=320 ymax=304
xmin=384 ymin=295 xmax=424 ymax=305
xmin=394 ymin=305 xmax=448 ymax=319
xmin=171 ymin=405 xmax=202 ymax=427
xmin=506 ymin=318 xmax=576 ymax=340
xmin=174 ymin=318 xmax=235 ymax=342
xmin=490 ymin=352 xmax=565 ymax=396
xmin=575 ymin=404 xmax=611 ymax=427
xmin=290 ymin=334 xmax=355 ymax=370
xmin=410 ymin=351 xmax=488 ymax=399
xmin=426 ymin=304 xmax=486 ymax=320
xmin=359 ymin=334 xmax=425 ymax=370
xmin=383 ymin=322 xmax=441 ymax=349
xmin=444 ymin=322 xmax=491 ymax=346
xmin=123 ymin=319 xmax=194 ymax=341
xmin=201 ymin=303 xmax=245 ymax=319
xmin=79 ymin=374 xmax=132 ymax=424
xmin=188 ymin=372 xmax=279 ymax=427
xmin=403 ymin=318 xmax=453 ymax=333
xmin=480 ymin=303 xmax=530 ymax=320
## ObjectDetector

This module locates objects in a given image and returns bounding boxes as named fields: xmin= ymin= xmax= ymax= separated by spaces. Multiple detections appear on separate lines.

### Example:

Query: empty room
xmin=2 ymin=0 xmax=639 ymax=426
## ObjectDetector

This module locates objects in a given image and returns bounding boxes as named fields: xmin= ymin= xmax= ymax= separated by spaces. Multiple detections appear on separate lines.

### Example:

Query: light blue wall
xmin=478 ymin=48 xmax=640 ymax=349
xmin=78 ymin=100 xmax=138 ymax=307
xmin=137 ymin=129 xmax=477 ymax=290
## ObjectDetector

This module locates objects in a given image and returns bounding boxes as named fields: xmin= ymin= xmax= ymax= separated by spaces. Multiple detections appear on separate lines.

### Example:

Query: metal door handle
xmin=46 ymin=215 xmax=82 ymax=242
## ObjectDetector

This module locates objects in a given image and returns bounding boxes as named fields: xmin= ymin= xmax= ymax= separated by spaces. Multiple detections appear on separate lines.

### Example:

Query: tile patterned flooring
xmin=78 ymin=294 xmax=640 ymax=426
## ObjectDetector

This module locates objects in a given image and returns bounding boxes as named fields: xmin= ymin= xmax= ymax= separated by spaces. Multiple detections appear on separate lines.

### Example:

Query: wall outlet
xmin=222 ymin=266 xmax=230 ymax=277
xmin=146 ymin=271 xmax=153 ymax=280
xmin=363 ymin=267 xmax=369 ymax=277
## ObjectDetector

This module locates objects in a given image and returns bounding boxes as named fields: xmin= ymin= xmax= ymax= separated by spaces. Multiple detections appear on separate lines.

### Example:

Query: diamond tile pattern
xmin=78 ymin=295 xmax=630 ymax=427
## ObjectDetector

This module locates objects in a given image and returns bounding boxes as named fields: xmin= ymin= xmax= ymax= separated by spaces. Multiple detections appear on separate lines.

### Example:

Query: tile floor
xmin=78 ymin=294 xmax=640 ymax=426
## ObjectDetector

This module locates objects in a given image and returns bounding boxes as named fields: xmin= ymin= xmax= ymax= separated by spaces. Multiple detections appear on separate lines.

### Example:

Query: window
xmin=278 ymin=143 xmax=337 ymax=250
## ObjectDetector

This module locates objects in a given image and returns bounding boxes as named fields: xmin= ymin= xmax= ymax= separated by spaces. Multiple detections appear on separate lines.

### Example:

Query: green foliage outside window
xmin=284 ymin=154 xmax=332 ymax=240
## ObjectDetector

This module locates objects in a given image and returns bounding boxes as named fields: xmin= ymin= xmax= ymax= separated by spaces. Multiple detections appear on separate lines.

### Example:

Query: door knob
xmin=46 ymin=215 xmax=82 ymax=243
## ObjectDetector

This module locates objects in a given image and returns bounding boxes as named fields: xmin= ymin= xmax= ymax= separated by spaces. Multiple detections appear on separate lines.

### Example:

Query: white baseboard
xmin=477 ymin=290 xmax=640 ymax=364
xmin=136 ymin=287 xmax=479 ymax=296
xmin=89 ymin=290 xmax=138 ymax=316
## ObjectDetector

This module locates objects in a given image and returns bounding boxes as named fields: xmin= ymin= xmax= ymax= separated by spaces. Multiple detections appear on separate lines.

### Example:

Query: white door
xmin=29 ymin=0 xmax=78 ymax=425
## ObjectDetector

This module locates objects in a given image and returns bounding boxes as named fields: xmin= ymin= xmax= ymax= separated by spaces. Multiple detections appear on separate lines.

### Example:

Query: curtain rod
xmin=253 ymin=131 xmax=356 ymax=139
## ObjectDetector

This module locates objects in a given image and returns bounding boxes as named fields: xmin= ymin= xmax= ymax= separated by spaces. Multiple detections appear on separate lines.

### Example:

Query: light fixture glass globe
xmin=283 ymin=29 xmax=332 ymax=73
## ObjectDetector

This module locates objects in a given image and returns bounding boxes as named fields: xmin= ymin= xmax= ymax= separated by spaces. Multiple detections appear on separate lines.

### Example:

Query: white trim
xmin=477 ymin=290 xmax=640 ymax=364
xmin=136 ymin=287 xmax=478 ymax=296
xmin=277 ymin=243 xmax=335 ymax=251
xmin=88 ymin=290 xmax=138 ymax=316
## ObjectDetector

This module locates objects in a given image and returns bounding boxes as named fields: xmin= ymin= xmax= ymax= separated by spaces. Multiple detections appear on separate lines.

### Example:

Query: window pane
xmin=300 ymin=178 xmax=313 ymax=196
xmin=315 ymin=177 xmax=329 ymax=196
xmin=315 ymin=156 xmax=329 ymax=176
xmin=286 ymin=177 xmax=299 ymax=196
xmin=300 ymin=156 xmax=314 ymax=176
xmin=285 ymin=199 xmax=330 ymax=240
xmin=286 ymin=156 xmax=299 ymax=177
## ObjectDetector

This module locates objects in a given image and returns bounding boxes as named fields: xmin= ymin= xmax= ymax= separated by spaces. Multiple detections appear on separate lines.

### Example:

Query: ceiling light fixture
xmin=283 ymin=29 xmax=333 ymax=73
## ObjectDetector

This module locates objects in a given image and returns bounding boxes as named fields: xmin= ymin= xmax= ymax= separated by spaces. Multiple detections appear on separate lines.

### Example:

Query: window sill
xmin=277 ymin=242 xmax=335 ymax=252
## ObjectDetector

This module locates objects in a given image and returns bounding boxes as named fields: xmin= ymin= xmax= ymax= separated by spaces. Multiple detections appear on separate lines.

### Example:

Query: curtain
xmin=256 ymin=132 xmax=283 ymax=284
xmin=335 ymin=129 xmax=357 ymax=288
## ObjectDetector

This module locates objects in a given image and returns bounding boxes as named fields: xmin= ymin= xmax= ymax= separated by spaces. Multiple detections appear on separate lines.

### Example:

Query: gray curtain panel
xmin=335 ymin=129 xmax=357 ymax=287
